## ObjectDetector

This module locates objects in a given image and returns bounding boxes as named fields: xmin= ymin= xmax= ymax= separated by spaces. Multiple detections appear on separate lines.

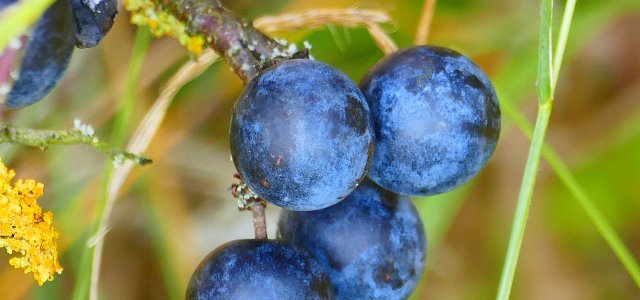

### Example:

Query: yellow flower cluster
xmin=0 ymin=159 xmax=62 ymax=286
xmin=125 ymin=0 xmax=206 ymax=54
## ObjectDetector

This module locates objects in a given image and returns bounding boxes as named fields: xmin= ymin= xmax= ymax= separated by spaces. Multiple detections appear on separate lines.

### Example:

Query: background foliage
xmin=1 ymin=0 xmax=639 ymax=299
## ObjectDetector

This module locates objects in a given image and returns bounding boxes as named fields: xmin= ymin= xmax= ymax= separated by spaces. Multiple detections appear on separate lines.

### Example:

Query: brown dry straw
xmin=415 ymin=0 xmax=437 ymax=45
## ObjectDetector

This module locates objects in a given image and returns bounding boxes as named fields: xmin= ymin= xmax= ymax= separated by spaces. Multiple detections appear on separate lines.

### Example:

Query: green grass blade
xmin=543 ymin=145 xmax=640 ymax=287
xmin=494 ymin=0 xmax=640 ymax=289
xmin=497 ymin=0 xmax=556 ymax=297
xmin=551 ymin=0 xmax=576 ymax=92
xmin=111 ymin=29 xmax=152 ymax=146
xmin=501 ymin=101 xmax=640 ymax=288
xmin=72 ymin=28 xmax=152 ymax=300
xmin=536 ymin=0 xmax=553 ymax=104
xmin=497 ymin=102 xmax=553 ymax=299
xmin=0 ymin=0 xmax=55 ymax=51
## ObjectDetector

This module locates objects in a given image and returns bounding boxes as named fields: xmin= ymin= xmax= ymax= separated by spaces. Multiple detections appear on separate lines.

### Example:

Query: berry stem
xmin=250 ymin=200 xmax=268 ymax=240
xmin=230 ymin=175 xmax=268 ymax=239
xmin=154 ymin=0 xmax=291 ymax=82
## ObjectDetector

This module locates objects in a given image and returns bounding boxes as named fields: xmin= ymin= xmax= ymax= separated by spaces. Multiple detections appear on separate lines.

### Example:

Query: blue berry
xmin=186 ymin=239 xmax=335 ymax=300
xmin=0 ymin=0 xmax=17 ymax=10
xmin=1 ymin=0 xmax=75 ymax=109
xmin=360 ymin=46 xmax=501 ymax=196
xmin=70 ymin=0 xmax=117 ymax=48
xmin=278 ymin=179 xmax=426 ymax=299
xmin=230 ymin=59 xmax=374 ymax=211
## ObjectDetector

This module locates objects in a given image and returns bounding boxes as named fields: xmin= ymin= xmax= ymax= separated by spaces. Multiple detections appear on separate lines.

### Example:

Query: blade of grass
xmin=496 ymin=0 xmax=557 ymax=297
xmin=493 ymin=0 xmax=640 ymax=288
xmin=71 ymin=28 xmax=152 ymax=300
xmin=501 ymin=101 xmax=640 ymax=287
xmin=0 ymin=0 xmax=55 ymax=51
xmin=497 ymin=103 xmax=552 ymax=299
xmin=551 ymin=0 xmax=576 ymax=91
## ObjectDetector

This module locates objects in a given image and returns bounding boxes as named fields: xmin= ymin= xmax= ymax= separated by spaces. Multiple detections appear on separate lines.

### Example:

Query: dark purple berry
xmin=0 ymin=0 xmax=17 ymax=10
xmin=69 ymin=0 xmax=117 ymax=48
xmin=186 ymin=239 xmax=335 ymax=300
xmin=360 ymin=46 xmax=501 ymax=196
xmin=1 ymin=0 xmax=75 ymax=109
xmin=278 ymin=179 xmax=426 ymax=299
xmin=230 ymin=59 xmax=374 ymax=211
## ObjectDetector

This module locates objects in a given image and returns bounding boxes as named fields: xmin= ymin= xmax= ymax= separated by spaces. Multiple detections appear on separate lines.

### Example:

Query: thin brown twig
xmin=415 ymin=0 xmax=437 ymax=45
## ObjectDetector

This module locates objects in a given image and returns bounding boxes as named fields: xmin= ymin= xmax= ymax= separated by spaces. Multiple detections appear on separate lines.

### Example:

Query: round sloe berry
xmin=69 ymin=0 xmax=117 ymax=48
xmin=278 ymin=179 xmax=426 ymax=299
xmin=230 ymin=59 xmax=374 ymax=211
xmin=1 ymin=0 xmax=75 ymax=109
xmin=360 ymin=46 xmax=501 ymax=196
xmin=186 ymin=239 xmax=335 ymax=300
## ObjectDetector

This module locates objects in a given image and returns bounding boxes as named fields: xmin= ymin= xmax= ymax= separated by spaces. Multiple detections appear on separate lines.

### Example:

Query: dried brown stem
xmin=253 ymin=9 xmax=391 ymax=33
xmin=365 ymin=22 xmax=398 ymax=55
xmin=415 ymin=0 xmax=437 ymax=45
xmin=249 ymin=199 xmax=267 ymax=240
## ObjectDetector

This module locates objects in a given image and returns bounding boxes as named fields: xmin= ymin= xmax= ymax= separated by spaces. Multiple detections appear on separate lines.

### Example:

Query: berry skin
xmin=1 ymin=0 xmax=75 ymax=109
xmin=186 ymin=239 xmax=335 ymax=300
xmin=230 ymin=59 xmax=374 ymax=211
xmin=360 ymin=46 xmax=501 ymax=196
xmin=0 ymin=0 xmax=16 ymax=10
xmin=278 ymin=179 xmax=426 ymax=300
xmin=69 ymin=0 xmax=118 ymax=48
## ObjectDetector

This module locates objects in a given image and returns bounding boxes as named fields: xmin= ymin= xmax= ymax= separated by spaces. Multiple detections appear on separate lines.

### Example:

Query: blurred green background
xmin=1 ymin=0 xmax=640 ymax=299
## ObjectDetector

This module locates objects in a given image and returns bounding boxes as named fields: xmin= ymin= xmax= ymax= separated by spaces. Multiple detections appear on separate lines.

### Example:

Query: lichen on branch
xmin=127 ymin=0 xmax=305 ymax=82
xmin=0 ymin=120 xmax=152 ymax=167
xmin=125 ymin=0 xmax=206 ymax=54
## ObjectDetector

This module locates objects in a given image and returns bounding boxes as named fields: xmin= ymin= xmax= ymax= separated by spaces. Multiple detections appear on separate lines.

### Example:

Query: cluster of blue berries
xmin=0 ymin=0 xmax=117 ymax=109
xmin=189 ymin=45 xmax=500 ymax=299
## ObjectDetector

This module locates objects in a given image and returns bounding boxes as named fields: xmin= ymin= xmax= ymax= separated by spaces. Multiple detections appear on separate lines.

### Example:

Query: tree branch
xmin=0 ymin=121 xmax=152 ymax=166
xmin=155 ymin=0 xmax=300 ymax=82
